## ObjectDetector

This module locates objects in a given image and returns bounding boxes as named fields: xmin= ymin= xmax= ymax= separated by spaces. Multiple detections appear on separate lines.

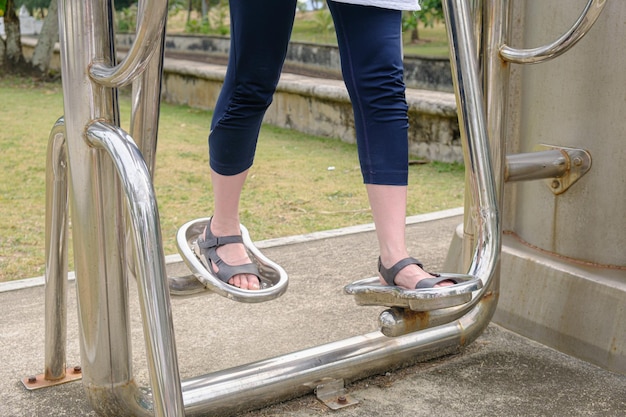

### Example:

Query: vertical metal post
xmin=56 ymin=0 xmax=134 ymax=411
xmin=458 ymin=1 xmax=509 ymax=274
xmin=56 ymin=0 xmax=183 ymax=415
xmin=44 ymin=118 xmax=68 ymax=382
xmin=442 ymin=0 xmax=500 ymax=283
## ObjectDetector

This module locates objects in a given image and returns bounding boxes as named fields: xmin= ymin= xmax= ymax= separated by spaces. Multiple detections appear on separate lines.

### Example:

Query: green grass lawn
xmin=288 ymin=16 xmax=449 ymax=57
xmin=167 ymin=8 xmax=450 ymax=58
xmin=0 ymin=77 xmax=463 ymax=282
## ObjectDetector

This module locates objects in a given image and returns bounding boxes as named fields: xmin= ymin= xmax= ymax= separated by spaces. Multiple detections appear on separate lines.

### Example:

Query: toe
xmin=229 ymin=274 xmax=260 ymax=290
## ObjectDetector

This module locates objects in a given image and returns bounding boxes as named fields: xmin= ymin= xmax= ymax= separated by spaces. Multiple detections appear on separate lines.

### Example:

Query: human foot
xmin=196 ymin=219 xmax=260 ymax=290
xmin=378 ymin=257 xmax=458 ymax=290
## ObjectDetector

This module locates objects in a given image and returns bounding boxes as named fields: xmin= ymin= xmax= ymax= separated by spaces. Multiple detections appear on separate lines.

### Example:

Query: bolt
xmin=337 ymin=396 xmax=347 ymax=404
xmin=27 ymin=376 xmax=37 ymax=384
xmin=551 ymin=180 xmax=560 ymax=189
xmin=573 ymin=156 xmax=583 ymax=166
xmin=73 ymin=366 xmax=82 ymax=373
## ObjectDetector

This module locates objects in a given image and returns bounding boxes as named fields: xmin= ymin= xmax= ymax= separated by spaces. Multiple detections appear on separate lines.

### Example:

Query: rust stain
xmin=402 ymin=310 xmax=431 ymax=331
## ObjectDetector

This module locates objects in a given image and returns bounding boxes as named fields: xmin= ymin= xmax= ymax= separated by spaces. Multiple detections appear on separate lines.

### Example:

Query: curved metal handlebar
xmin=500 ymin=0 xmax=606 ymax=64
xmin=89 ymin=0 xmax=168 ymax=87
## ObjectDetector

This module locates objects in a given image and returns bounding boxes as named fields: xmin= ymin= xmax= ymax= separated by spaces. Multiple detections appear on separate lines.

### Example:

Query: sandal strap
xmin=378 ymin=257 xmax=424 ymax=286
xmin=196 ymin=218 xmax=260 ymax=285
xmin=197 ymin=234 xmax=243 ymax=250
xmin=209 ymin=260 xmax=260 ymax=283
xmin=415 ymin=276 xmax=458 ymax=289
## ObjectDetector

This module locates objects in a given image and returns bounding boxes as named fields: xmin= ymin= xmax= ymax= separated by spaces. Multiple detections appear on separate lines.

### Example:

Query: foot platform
xmin=344 ymin=274 xmax=482 ymax=311
xmin=176 ymin=218 xmax=288 ymax=303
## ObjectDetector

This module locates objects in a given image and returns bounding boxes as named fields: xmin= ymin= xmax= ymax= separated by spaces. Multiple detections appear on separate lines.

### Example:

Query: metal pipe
xmin=442 ymin=0 xmax=500 ymax=283
xmin=57 ymin=0 xmax=128 ymax=401
xmin=500 ymin=0 xmax=606 ymax=64
xmin=89 ymin=0 xmax=168 ymax=87
xmin=505 ymin=149 xmax=568 ymax=182
xmin=85 ymin=121 xmax=184 ymax=416
xmin=56 ymin=1 xmax=180 ymax=416
xmin=129 ymin=2 xmax=166 ymax=173
xmin=44 ymin=118 xmax=68 ymax=382
xmin=180 ymin=294 xmax=496 ymax=416
xmin=458 ymin=0 xmax=509 ymax=282
xmin=125 ymin=3 xmax=167 ymax=284
xmin=460 ymin=0 xmax=482 ymax=271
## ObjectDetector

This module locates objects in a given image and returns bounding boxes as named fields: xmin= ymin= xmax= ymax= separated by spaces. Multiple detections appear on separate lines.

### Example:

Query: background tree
xmin=29 ymin=0 xmax=57 ymax=74
xmin=1 ymin=0 xmax=59 ymax=77
xmin=15 ymin=0 xmax=49 ymax=18
xmin=0 ymin=0 xmax=26 ymax=74
xmin=403 ymin=0 xmax=444 ymax=43
xmin=0 ymin=0 xmax=5 ymax=68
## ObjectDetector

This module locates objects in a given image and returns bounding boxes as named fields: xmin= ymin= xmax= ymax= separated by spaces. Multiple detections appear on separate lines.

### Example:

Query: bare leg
xmin=205 ymin=168 xmax=260 ymax=290
xmin=367 ymin=184 xmax=452 ymax=290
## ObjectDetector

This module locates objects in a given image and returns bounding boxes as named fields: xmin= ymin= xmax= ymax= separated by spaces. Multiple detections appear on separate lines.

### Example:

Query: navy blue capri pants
xmin=209 ymin=0 xmax=410 ymax=186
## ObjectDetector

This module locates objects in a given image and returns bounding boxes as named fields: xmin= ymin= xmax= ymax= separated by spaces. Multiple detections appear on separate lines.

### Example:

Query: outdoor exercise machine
xmin=25 ymin=0 xmax=621 ymax=416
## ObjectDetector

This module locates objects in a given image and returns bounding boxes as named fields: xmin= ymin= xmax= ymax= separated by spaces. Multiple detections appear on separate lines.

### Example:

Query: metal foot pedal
xmin=344 ymin=273 xmax=482 ymax=311
xmin=176 ymin=218 xmax=288 ymax=303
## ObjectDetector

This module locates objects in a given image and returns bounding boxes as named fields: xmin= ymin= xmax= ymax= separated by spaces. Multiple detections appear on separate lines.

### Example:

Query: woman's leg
xmin=366 ymin=184 xmax=443 ymax=288
xmin=206 ymin=0 xmax=297 ymax=289
xmin=328 ymin=2 xmax=450 ymax=289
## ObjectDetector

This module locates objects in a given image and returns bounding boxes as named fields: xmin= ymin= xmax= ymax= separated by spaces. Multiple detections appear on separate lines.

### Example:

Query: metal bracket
xmin=505 ymin=145 xmax=592 ymax=195
xmin=21 ymin=366 xmax=83 ymax=391
xmin=541 ymin=145 xmax=592 ymax=195
xmin=312 ymin=378 xmax=359 ymax=410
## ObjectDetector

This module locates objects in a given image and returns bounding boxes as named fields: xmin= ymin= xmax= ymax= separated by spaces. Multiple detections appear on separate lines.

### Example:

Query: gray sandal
xmin=378 ymin=257 xmax=460 ymax=289
xmin=196 ymin=219 xmax=260 ymax=286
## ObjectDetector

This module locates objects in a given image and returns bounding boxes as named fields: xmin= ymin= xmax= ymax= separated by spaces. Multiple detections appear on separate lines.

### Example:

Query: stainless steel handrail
xmin=85 ymin=121 xmax=185 ymax=416
xmin=500 ymin=0 xmax=606 ymax=64
xmin=89 ymin=0 xmax=168 ymax=87
xmin=443 ymin=0 xmax=500 ymax=290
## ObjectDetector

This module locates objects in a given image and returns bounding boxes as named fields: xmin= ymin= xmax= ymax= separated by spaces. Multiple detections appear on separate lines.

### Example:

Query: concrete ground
xmin=1 ymin=209 xmax=625 ymax=417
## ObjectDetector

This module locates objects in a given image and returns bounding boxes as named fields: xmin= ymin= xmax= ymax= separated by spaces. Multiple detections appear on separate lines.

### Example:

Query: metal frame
xmin=33 ymin=0 xmax=604 ymax=415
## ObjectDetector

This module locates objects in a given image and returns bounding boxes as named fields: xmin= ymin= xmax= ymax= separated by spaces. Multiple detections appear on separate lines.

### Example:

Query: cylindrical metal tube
xmin=89 ymin=0 xmax=168 ymax=87
xmin=499 ymin=0 xmax=607 ymax=64
xmin=505 ymin=150 xmax=568 ymax=182
xmin=85 ymin=121 xmax=184 ymax=417
xmin=442 ymin=0 xmax=501 ymax=283
xmin=57 ymin=1 xmax=183 ymax=415
xmin=181 ymin=296 xmax=496 ymax=417
xmin=44 ymin=118 xmax=68 ymax=382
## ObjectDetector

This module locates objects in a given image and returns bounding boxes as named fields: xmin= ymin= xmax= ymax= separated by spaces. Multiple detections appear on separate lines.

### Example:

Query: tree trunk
xmin=3 ymin=0 xmax=25 ymax=66
xmin=31 ymin=0 xmax=58 ymax=74
xmin=201 ymin=0 xmax=208 ymax=21
xmin=0 ymin=39 xmax=5 ymax=70
xmin=411 ymin=27 xmax=419 ymax=43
